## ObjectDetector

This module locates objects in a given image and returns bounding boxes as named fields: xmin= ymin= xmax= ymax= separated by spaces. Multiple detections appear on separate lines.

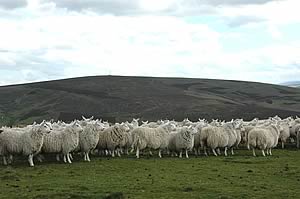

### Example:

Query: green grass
xmin=0 ymin=149 xmax=300 ymax=199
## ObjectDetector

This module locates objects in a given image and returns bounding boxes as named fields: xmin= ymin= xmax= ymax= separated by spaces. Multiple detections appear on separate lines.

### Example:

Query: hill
xmin=1 ymin=75 xmax=300 ymax=125
xmin=281 ymin=81 xmax=300 ymax=88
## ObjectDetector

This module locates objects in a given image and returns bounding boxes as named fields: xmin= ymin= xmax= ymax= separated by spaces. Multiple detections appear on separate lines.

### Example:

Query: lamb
xmin=41 ymin=120 xmax=83 ymax=163
xmin=168 ymin=126 xmax=195 ymax=158
xmin=96 ymin=124 xmax=127 ymax=157
xmin=0 ymin=121 xmax=52 ymax=166
xmin=131 ymin=122 xmax=175 ymax=158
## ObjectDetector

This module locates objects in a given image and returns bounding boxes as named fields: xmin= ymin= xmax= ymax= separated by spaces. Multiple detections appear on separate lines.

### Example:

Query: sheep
xmin=0 ymin=121 xmax=52 ymax=166
xmin=131 ymin=118 xmax=139 ymax=128
xmin=289 ymin=120 xmax=300 ymax=148
xmin=278 ymin=120 xmax=291 ymax=149
xmin=96 ymin=124 xmax=127 ymax=157
xmin=168 ymin=126 xmax=195 ymax=158
xmin=200 ymin=125 xmax=229 ymax=156
xmin=41 ymin=120 xmax=83 ymax=163
xmin=247 ymin=122 xmax=281 ymax=156
xmin=76 ymin=120 xmax=105 ymax=162
xmin=131 ymin=122 xmax=176 ymax=158
xmin=193 ymin=120 xmax=208 ymax=156
xmin=118 ymin=123 xmax=132 ymax=155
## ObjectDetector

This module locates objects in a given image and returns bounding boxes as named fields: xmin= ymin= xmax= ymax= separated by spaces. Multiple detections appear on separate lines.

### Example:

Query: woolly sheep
xmin=0 ymin=121 xmax=52 ymax=166
xmin=200 ymin=125 xmax=229 ymax=156
xmin=41 ymin=120 xmax=83 ymax=163
xmin=247 ymin=122 xmax=281 ymax=156
xmin=76 ymin=120 xmax=105 ymax=161
xmin=131 ymin=122 xmax=176 ymax=158
xmin=96 ymin=124 xmax=127 ymax=157
xmin=168 ymin=126 xmax=196 ymax=158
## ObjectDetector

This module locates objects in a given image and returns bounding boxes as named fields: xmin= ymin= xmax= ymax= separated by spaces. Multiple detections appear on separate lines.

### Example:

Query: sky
xmin=0 ymin=0 xmax=299 ymax=86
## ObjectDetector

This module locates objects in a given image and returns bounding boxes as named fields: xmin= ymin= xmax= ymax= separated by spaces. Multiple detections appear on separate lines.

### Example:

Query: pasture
xmin=0 ymin=149 xmax=299 ymax=199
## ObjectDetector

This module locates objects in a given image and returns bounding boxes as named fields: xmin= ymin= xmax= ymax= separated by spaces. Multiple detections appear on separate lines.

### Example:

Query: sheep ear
xmin=33 ymin=121 xmax=37 ymax=126
xmin=89 ymin=116 xmax=94 ymax=120
xmin=82 ymin=116 xmax=87 ymax=120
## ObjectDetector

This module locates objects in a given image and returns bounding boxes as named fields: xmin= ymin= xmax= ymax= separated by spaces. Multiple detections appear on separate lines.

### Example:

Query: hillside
xmin=281 ymin=81 xmax=300 ymax=88
xmin=1 ymin=75 xmax=300 ymax=125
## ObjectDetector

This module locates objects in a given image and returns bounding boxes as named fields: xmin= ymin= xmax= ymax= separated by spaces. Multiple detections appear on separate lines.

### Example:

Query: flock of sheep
xmin=0 ymin=115 xmax=299 ymax=167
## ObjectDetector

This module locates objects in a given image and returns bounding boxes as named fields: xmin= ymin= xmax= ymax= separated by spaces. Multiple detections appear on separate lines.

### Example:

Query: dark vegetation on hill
xmin=1 ymin=75 xmax=300 ymax=126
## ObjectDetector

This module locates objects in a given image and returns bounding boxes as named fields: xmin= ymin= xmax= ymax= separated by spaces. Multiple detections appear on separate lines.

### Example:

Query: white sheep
xmin=168 ymin=126 xmax=195 ymax=158
xmin=76 ymin=120 xmax=105 ymax=161
xmin=193 ymin=120 xmax=208 ymax=156
xmin=247 ymin=122 xmax=281 ymax=156
xmin=0 ymin=121 xmax=52 ymax=166
xmin=131 ymin=122 xmax=175 ymax=158
xmin=96 ymin=124 xmax=127 ymax=157
xmin=41 ymin=120 xmax=83 ymax=163
xmin=200 ymin=125 xmax=229 ymax=156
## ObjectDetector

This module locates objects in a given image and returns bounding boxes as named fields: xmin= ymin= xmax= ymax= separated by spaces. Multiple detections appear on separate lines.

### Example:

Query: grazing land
xmin=0 ymin=149 xmax=299 ymax=199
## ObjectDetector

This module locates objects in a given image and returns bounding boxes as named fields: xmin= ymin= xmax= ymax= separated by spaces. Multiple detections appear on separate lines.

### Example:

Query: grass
xmin=0 ymin=149 xmax=300 ymax=199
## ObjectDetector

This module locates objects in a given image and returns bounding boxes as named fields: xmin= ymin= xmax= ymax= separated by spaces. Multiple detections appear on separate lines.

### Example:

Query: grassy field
xmin=0 ymin=149 xmax=299 ymax=199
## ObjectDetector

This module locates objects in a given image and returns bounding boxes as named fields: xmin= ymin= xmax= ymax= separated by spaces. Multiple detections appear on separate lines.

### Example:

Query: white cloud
xmin=0 ymin=0 xmax=299 ymax=86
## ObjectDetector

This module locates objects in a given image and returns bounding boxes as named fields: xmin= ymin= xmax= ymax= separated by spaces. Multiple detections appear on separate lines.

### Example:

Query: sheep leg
xmin=28 ymin=154 xmax=34 ymax=167
xmin=86 ymin=152 xmax=91 ymax=162
xmin=136 ymin=147 xmax=140 ymax=159
xmin=231 ymin=148 xmax=234 ymax=155
xmin=117 ymin=149 xmax=121 ymax=157
xmin=158 ymin=149 xmax=162 ymax=158
xmin=266 ymin=149 xmax=269 ymax=155
xmin=69 ymin=153 xmax=73 ymax=161
xmin=3 ymin=156 xmax=7 ymax=166
xmin=297 ymin=131 xmax=300 ymax=149
xmin=217 ymin=148 xmax=221 ymax=155
xmin=204 ymin=146 xmax=208 ymax=156
xmin=56 ymin=154 xmax=61 ymax=162
xmin=83 ymin=152 xmax=87 ymax=161
xmin=36 ymin=154 xmax=44 ymax=163
xmin=149 ymin=150 xmax=153 ymax=156
xmin=67 ymin=153 xmax=72 ymax=164
xmin=111 ymin=150 xmax=115 ymax=157
xmin=281 ymin=142 xmax=284 ymax=149
xmin=179 ymin=151 xmax=183 ymax=158
xmin=262 ymin=150 xmax=266 ymax=157
xmin=269 ymin=148 xmax=272 ymax=156
xmin=185 ymin=149 xmax=189 ymax=158
xmin=63 ymin=155 xmax=67 ymax=163
xmin=198 ymin=148 xmax=201 ymax=156
xmin=252 ymin=148 xmax=256 ymax=157
xmin=212 ymin=149 xmax=218 ymax=156
xmin=224 ymin=147 xmax=228 ymax=157
xmin=8 ymin=154 xmax=13 ymax=164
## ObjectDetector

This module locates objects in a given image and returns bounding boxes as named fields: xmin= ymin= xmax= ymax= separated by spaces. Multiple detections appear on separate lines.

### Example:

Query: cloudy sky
xmin=0 ymin=0 xmax=299 ymax=85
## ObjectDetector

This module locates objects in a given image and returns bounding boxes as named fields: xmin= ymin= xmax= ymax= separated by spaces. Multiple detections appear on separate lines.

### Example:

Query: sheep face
xmin=38 ymin=121 xmax=52 ymax=134
xmin=72 ymin=121 xmax=83 ymax=133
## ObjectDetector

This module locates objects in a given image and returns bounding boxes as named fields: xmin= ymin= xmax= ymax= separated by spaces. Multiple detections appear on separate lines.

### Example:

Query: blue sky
xmin=0 ymin=0 xmax=299 ymax=85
